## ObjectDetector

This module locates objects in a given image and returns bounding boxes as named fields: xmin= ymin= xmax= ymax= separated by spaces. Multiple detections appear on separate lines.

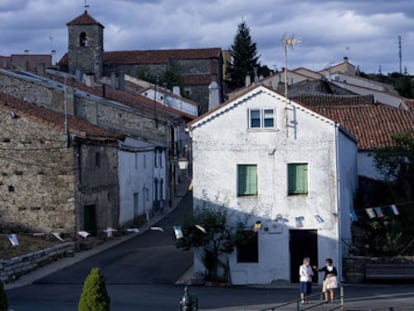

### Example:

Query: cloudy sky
xmin=1 ymin=0 xmax=413 ymax=74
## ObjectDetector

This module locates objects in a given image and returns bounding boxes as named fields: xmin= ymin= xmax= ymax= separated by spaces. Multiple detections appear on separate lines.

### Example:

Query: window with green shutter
xmin=288 ymin=163 xmax=308 ymax=195
xmin=237 ymin=164 xmax=257 ymax=196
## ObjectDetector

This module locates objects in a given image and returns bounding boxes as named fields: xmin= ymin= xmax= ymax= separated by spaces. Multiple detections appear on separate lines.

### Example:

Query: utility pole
xmin=398 ymin=35 xmax=402 ymax=74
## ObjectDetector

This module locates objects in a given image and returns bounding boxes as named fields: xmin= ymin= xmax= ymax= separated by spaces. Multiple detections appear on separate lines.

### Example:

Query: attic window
xmin=80 ymin=32 xmax=88 ymax=47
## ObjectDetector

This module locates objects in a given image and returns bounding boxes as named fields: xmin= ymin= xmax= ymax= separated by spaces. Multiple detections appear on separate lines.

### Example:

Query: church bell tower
xmin=66 ymin=10 xmax=104 ymax=77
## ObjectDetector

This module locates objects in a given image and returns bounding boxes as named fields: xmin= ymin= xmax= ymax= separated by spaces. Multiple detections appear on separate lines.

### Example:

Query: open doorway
xmin=290 ymin=229 xmax=318 ymax=283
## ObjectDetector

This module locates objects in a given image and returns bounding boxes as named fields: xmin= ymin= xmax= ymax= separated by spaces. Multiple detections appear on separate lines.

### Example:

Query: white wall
xmin=118 ymin=138 xmax=155 ymax=226
xmin=191 ymin=87 xmax=357 ymax=284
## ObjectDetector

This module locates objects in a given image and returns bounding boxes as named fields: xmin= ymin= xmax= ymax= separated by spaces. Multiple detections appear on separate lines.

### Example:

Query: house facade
xmin=0 ymin=93 xmax=125 ymax=234
xmin=189 ymin=85 xmax=358 ymax=284
xmin=118 ymin=137 xmax=167 ymax=227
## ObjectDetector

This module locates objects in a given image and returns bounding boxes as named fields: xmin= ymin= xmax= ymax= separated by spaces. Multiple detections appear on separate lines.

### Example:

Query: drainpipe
xmin=335 ymin=123 xmax=343 ymax=281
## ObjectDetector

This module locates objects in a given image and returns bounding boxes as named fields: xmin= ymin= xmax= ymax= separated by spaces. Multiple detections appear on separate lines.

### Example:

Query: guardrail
xmin=260 ymin=286 xmax=344 ymax=311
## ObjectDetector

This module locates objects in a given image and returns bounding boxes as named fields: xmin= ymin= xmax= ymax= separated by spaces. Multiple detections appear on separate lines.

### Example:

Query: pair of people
xmin=299 ymin=257 xmax=337 ymax=304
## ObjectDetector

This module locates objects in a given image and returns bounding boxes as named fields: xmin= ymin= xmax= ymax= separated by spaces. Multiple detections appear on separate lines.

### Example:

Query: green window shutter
xmin=238 ymin=165 xmax=257 ymax=196
xmin=288 ymin=163 xmax=308 ymax=194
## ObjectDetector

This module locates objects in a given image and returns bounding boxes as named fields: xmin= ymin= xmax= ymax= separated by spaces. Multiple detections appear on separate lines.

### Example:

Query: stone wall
xmin=0 ymin=70 xmax=168 ymax=144
xmin=343 ymin=256 xmax=414 ymax=283
xmin=0 ymin=109 xmax=76 ymax=233
xmin=0 ymin=242 xmax=74 ymax=283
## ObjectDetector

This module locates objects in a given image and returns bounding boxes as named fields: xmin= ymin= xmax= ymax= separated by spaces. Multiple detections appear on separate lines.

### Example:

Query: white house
xmin=188 ymin=85 xmax=358 ymax=285
xmin=118 ymin=137 xmax=167 ymax=226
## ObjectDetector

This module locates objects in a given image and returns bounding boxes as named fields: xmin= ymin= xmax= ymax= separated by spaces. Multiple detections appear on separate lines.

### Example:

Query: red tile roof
xmin=45 ymin=73 xmax=195 ymax=120
xmin=67 ymin=11 xmax=104 ymax=28
xmin=0 ymin=92 xmax=124 ymax=140
xmin=103 ymin=48 xmax=221 ymax=65
xmin=296 ymin=95 xmax=414 ymax=151
xmin=192 ymin=86 xmax=414 ymax=151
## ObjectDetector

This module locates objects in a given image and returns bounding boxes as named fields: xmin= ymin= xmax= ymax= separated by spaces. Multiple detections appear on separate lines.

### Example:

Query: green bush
xmin=0 ymin=280 xmax=8 ymax=311
xmin=78 ymin=267 xmax=110 ymax=311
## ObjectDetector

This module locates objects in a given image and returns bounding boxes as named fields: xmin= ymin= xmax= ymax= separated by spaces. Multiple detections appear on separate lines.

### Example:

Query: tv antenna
xmin=281 ymin=33 xmax=300 ymax=138
xmin=84 ymin=0 xmax=90 ymax=11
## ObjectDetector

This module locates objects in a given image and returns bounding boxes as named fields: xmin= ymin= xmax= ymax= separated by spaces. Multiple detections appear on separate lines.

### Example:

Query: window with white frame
xmin=249 ymin=109 xmax=275 ymax=129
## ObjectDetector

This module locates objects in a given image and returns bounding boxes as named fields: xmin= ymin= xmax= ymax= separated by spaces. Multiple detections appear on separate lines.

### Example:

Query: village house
xmin=295 ymin=94 xmax=414 ymax=181
xmin=188 ymin=85 xmax=358 ymax=284
xmin=0 ymin=92 xmax=169 ymax=234
xmin=58 ymin=10 xmax=224 ymax=113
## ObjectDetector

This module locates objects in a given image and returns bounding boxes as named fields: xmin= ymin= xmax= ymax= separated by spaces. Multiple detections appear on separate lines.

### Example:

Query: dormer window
xmin=80 ymin=32 xmax=88 ymax=47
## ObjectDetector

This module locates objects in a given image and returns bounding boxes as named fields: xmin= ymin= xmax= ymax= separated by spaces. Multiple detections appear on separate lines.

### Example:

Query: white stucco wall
xmin=191 ymin=86 xmax=357 ymax=284
xmin=118 ymin=138 xmax=156 ymax=226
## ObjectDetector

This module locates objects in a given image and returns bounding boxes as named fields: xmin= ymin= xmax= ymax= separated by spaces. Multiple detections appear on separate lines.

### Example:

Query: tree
xmin=0 ymin=281 xmax=8 ymax=311
xmin=367 ymin=130 xmax=414 ymax=255
xmin=78 ymin=267 xmax=110 ymax=311
xmin=137 ymin=67 xmax=185 ymax=95
xmin=228 ymin=21 xmax=260 ymax=89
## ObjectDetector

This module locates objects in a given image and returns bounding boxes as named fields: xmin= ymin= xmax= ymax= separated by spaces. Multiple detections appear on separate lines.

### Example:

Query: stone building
xmin=59 ymin=10 xmax=223 ymax=113
xmin=0 ymin=68 xmax=191 ymax=230
xmin=0 ymin=93 xmax=124 ymax=234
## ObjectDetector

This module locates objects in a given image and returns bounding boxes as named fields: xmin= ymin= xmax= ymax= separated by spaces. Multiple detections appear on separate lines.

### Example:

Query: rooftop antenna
xmin=281 ymin=33 xmax=300 ymax=137
xmin=84 ymin=0 xmax=90 ymax=12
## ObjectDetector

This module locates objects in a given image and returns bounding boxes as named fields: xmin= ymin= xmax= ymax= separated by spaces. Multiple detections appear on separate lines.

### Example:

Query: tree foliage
xmin=228 ymin=21 xmax=260 ymax=90
xmin=0 ymin=281 xmax=8 ymax=311
xmin=356 ymin=130 xmax=414 ymax=255
xmin=78 ymin=267 xmax=110 ymax=311
xmin=137 ymin=66 xmax=185 ymax=94
xmin=176 ymin=203 xmax=235 ymax=282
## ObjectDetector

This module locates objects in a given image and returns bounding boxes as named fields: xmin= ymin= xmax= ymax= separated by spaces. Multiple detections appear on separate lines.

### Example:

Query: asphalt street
xmin=5 ymin=190 xmax=414 ymax=310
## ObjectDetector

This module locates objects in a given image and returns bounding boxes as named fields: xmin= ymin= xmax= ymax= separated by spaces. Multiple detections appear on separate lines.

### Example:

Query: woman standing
xmin=299 ymin=257 xmax=314 ymax=304
xmin=314 ymin=258 xmax=338 ymax=303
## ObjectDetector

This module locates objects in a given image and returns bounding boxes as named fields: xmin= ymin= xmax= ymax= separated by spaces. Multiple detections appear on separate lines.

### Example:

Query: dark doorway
xmin=290 ymin=229 xmax=318 ymax=283
xmin=84 ymin=204 xmax=97 ymax=235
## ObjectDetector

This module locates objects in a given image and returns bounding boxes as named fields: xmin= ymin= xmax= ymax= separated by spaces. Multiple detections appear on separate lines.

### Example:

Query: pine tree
xmin=0 ymin=281 xmax=8 ymax=311
xmin=78 ymin=267 xmax=110 ymax=311
xmin=228 ymin=21 xmax=260 ymax=89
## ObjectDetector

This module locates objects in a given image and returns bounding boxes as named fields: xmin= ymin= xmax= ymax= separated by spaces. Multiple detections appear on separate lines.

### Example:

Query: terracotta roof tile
xmin=103 ymin=48 xmax=221 ymax=65
xmin=67 ymin=11 xmax=104 ymax=27
xmin=0 ymin=92 xmax=123 ymax=140
xmin=297 ymin=95 xmax=414 ymax=151
xmin=45 ymin=73 xmax=195 ymax=120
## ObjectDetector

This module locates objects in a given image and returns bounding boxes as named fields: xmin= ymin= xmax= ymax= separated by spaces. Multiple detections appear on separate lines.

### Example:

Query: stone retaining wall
xmin=343 ymin=256 xmax=414 ymax=283
xmin=0 ymin=242 xmax=74 ymax=283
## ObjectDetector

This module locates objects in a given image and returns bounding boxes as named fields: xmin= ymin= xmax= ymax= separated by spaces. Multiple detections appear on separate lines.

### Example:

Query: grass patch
xmin=0 ymin=234 xmax=60 ymax=260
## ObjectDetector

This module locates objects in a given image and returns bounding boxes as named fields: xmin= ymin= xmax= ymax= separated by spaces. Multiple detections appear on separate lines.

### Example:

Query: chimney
xmin=343 ymin=56 xmax=349 ymax=63
xmin=245 ymin=75 xmax=251 ymax=87
xmin=85 ymin=73 xmax=95 ymax=88
xmin=118 ymin=72 xmax=125 ymax=90
xmin=172 ymin=85 xmax=181 ymax=96
xmin=110 ymin=72 xmax=116 ymax=89
xmin=208 ymin=81 xmax=220 ymax=111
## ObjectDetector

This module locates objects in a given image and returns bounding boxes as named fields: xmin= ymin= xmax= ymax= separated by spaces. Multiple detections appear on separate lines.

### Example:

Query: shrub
xmin=78 ymin=267 xmax=110 ymax=311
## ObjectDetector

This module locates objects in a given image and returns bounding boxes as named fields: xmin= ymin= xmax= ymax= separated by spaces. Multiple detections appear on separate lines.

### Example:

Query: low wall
xmin=343 ymin=256 xmax=414 ymax=283
xmin=0 ymin=242 xmax=74 ymax=283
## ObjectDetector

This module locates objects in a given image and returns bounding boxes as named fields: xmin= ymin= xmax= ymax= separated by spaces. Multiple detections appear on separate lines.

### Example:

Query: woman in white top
xmin=299 ymin=257 xmax=314 ymax=304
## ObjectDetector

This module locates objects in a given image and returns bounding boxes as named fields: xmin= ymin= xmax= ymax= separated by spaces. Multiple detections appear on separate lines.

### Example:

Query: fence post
xmin=340 ymin=286 xmax=344 ymax=309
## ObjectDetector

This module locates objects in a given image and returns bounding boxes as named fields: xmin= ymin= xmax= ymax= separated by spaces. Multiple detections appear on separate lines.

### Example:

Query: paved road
xmin=6 ymin=191 xmax=414 ymax=310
